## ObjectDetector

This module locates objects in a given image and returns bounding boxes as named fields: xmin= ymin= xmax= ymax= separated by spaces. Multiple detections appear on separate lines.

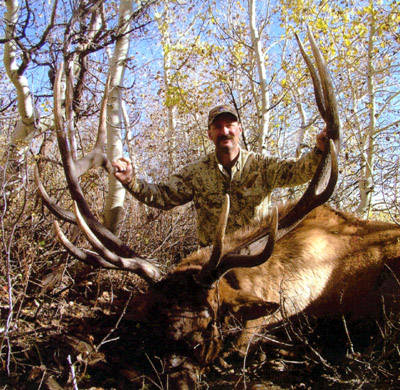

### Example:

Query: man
xmin=113 ymin=105 xmax=328 ymax=247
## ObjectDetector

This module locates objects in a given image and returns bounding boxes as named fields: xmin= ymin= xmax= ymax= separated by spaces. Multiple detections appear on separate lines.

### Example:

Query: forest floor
xmin=1 ymin=268 xmax=400 ymax=390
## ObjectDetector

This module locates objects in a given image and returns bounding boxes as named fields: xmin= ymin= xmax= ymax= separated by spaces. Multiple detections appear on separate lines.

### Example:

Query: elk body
xmin=34 ymin=29 xmax=400 ymax=388
xmin=124 ymin=203 xmax=400 ymax=387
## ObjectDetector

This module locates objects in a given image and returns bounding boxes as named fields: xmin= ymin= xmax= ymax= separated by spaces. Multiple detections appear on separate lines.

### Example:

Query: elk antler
xmin=35 ymin=164 xmax=135 ymax=257
xmin=196 ymin=198 xmax=278 ymax=286
xmin=295 ymin=26 xmax=340 ymax=151
xmin=53 ymin=220 xmax=120 ymax=270
xmin=198 ymin=27 xmax=340 ymax=286
xmin=72 ymin=202 xmax=161 ymax=281
xmin=36 ymin=62 xmax=161 ymax=282
xmin=205 ymin=194 xmax=230 ymax=272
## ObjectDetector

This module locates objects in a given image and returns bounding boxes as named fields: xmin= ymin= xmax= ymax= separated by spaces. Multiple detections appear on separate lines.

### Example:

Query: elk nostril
xmin=169 ymin=354 xmax=185 ymax=368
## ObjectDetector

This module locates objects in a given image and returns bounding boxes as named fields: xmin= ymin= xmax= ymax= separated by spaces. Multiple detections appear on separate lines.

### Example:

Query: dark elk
xmin=35 ymin=29 xmax=400 ymax=388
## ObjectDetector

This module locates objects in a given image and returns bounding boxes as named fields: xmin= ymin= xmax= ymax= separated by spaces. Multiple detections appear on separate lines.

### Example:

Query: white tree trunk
xmin=291 ymin=84 xmax=308 ymax=158
xmin=156 ymin=3 xmax=177 ymax=170
xmin=356 ymin=2 xmax=376 ymax=217
xmin=248 ymin=0 xmax=270 ymax=155
xmin=103 ymin=0 xmax=133 ymax=232
xmin=4 ymin=0 xmax=38 ymax=155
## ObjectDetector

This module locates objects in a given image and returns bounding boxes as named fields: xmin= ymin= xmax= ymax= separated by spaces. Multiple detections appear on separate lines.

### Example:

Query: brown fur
xmin=131 ymin=204 xmax=400 ymax=388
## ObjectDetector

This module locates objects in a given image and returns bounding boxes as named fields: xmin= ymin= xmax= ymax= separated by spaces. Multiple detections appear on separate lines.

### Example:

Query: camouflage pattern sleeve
xmin=124 ymin=164 xmax=194 ymax=210
xmin=263 ymin=149 xmax=322 ymax=189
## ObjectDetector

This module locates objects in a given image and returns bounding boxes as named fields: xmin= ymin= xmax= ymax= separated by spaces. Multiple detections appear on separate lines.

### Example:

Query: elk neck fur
xmin=178 ymin=203 xmax=400 ymax=323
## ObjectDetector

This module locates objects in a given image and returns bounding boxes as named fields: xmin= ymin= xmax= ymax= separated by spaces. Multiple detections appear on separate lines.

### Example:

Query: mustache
xmin=217 ymin=135 xmax=234 ymax=142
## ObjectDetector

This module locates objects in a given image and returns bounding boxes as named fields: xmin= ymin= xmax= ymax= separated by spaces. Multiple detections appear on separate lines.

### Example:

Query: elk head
xmin=35 ymin=28 xmax=340 ymax=388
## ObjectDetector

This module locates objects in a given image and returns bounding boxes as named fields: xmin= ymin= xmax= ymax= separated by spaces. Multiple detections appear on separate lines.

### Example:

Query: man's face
xmin=207 ymin=113 xmax=242 ymax=153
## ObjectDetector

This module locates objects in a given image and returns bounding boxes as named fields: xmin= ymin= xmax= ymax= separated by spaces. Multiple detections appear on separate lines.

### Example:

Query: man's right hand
xmin=112 ymin=157 xmax=134 ymax=186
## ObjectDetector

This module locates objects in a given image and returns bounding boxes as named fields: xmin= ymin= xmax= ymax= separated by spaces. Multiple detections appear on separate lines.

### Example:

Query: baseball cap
xmin=208 ymin=105 xmax=238 ymax=128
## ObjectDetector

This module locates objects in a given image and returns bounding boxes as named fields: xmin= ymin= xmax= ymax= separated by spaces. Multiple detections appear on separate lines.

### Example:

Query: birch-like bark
xmin=67 ymin=5 xmax=103 ymax=161
xmin=4 ymin=0 xmax=57 ymax=166
xmin=155 ymin=3 xmax=177 ymax=170
xmin=4 ymin=0 xmax=38 ymax=155
xmin=356 ymin=2 xmax=376 ymax=217
xmin=103 ymin=0 xmax=133 ymax=232
xmin=287 ymin=73 xmax=309 ymax=158
xmin=248 ymin=0 xmax=270 ymax=155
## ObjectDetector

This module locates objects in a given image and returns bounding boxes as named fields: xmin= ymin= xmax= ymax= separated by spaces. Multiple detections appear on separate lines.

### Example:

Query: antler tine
xmin=277 ymin=139 xmax=338 ymax=232
xmin=64 ymin=59 xmax=77 ymax=160
xmin=208 ymin=194 xmax=230 ymax=269
xmin=74 ymin=70 xmax=113 ymax=177
xmin=51 ymin=63 xmax=139 ymax=258
xmin=197 ymin=195 xmax=230 ymax=285
xmin=53 ymin=62 xmax=64 ymax=136
xmin=295 ymin=27 xmax=340 ymax=148
xmin=306 ymin=27 xmax=340 ymax=145
xmin=35 ymin=164 xmax=76 ymax=224
xmin=198 ymin=201 xmax=278 ymax=287
xmin=53 ymin=63 xmax=90 ymax=217
xmin=35 ymin=162 xmax=138 ymax=258
xmin=197 ymin=206 xmax=278 ymax=287
xmin=53 ymin=221 xmax=119 ymax=270
xmin=72 ymin=202 xmax=162 ymax=282
xmin=216 ymin=206 xmax=278 ymax=277
xmin=294 ymin=32 xmax=326 ymax=120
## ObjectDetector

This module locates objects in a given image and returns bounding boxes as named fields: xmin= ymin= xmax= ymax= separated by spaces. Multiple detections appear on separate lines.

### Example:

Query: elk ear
xmin=231 ymin=293 xmax=279 ymax=321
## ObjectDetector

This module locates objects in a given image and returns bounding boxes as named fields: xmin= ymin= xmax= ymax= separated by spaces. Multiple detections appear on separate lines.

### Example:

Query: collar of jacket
xmin=213 ymin=148 xmax=251 ymax=179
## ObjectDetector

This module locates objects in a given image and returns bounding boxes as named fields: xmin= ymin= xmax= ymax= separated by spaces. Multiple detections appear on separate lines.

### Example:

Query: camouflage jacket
xmin=125 ymin=148 xmax=321 ymax=247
